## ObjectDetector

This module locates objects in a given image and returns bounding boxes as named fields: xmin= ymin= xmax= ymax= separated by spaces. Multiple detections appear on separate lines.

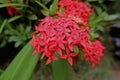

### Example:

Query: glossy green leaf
xmin=0 ymin=43 xmax=40 ymax=80
xmin=49 ymin=0 xmax=58 ymax=16
xmin=52 ymin=59 xmax=71 ymax=80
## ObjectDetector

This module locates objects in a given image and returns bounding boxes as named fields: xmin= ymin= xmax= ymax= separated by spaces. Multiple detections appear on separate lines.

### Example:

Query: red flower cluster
xmin=31 ymin=0 xmax=105 ymax=67
xmin=58 ymin=0 xmax=92 ymax=27
xmin=31 ymin=16 xmax=86 ymax=65
xmin=82 ymin=40 xmax=105 ymax=67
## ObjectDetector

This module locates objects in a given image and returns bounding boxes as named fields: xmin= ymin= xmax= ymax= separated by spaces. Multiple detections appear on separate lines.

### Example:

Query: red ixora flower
xmin=6 ymin=0 xmax=18 ymax=16
xmin=31 ymin=0 xmax=105 ymax=67
xmin=57 ymin=0 xmax=92 ymax=27
xmin=31 ymin=16 xmax=105 ymax=66
xmin=31 ymin=16 xmax=91 ymax=65
xmin=82 ymin=40 xmax=105 ymax=67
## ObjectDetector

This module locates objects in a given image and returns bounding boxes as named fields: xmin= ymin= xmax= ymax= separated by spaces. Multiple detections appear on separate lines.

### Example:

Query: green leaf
xmin=49 ymin=0 xmax=58 ymax=16
xmin=27 ymin=14 xmax=38 ymax=20
xmin=59 ymin=6 xmax=65 ymax=14
xmin=15 ymin=41 xmax=23 ymax=47
xmin=94 ymin=6 xmax=102 ymax=15
xmin=35 ymin=0 xmax=49 ymax=11
xmin=52 ymin=59 xmax=71 ymax=80
xmin=86 ymin=0 xmax=103 ymax=3
xmin=41 ymin=0 xmax=51 ymax=5
xmin=41 ymin=9 xmax=49 ymax=16
xmin=106 ymin=14 xmax=120 ymax=21
xmin=100 ymin=12 xmax=108 ymax=20
xmin=0 ymin=43 xmax=40 ymax=80
xmin=8 ymin=15 xmax=23 ymax=23
xmin=0 ymin=40 xmax=7 ymax=48
xmin=0 ymin=19 xmax=8 ymax=34
xmin=98 ymin=0 xmax=103 ymax=3
xmin=0 ymin=0 xmax=8 ymax=3
xmin=8 ymin=36 xmax=19 ymax=42
xmin=35 ymin=0 xmax=49 ymax=16
xmin=73 ymin=46 xmax=79 ymax=53
xmin=0 ymin=3 xmax=28 ymax=8
xmin=0 ymin=69 xmax=3 ymax=76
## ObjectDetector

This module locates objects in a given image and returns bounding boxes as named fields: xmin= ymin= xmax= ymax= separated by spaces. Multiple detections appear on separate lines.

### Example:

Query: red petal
xmin=32 ymin=50 xmax=37 ymax=55
xmin=57 ymin=48 xmax=63 ymax=56
xmin=61 ymin=55 xmax=67 ymax=59
xmin=68 ymin=57 xmax=73 ymax=65
xmin=58 ymin=42 xmax=65 ymax=50
xmin=68 ymin=37 xmax=72 ymax=44
xmin=52 ymin=56 xmax=58 ymax=60
xmin=40 ymin=52 xmax=46 ymax=59
xmin=70 ymin=53 xmax=78 ymax=57
xmin=46 ymin=58 xmax=52 ymax=65
xmin=68 ymin=44 xmax=73 ymax=51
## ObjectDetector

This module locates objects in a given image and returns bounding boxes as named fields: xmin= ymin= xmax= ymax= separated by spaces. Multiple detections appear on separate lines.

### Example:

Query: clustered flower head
xmin=58 ymin=0 xmax=92 ymax=27
xmin=31 ymin=0 xmax=105 ymax=67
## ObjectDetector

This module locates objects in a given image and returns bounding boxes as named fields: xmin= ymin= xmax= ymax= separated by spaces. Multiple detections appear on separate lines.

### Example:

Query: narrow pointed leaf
xmin=49 ymin=0 xmax=58 ymax=15
xmin=0 ymin=3 xmax=28 ymax=8
xmin=0 ymin=19 xmax=8 ymax=34
xmin=41 ymin=9 xmax=49 ymax=16
xmin=0 ymin=43 xmax=40 ymax=80
xmin=8 ymin=15 xmax=23 ymax=23
xmin=27 ymin=14 xmax=38 ymax=20
xmin=35 ymin=0 xmax=49 ymax=11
